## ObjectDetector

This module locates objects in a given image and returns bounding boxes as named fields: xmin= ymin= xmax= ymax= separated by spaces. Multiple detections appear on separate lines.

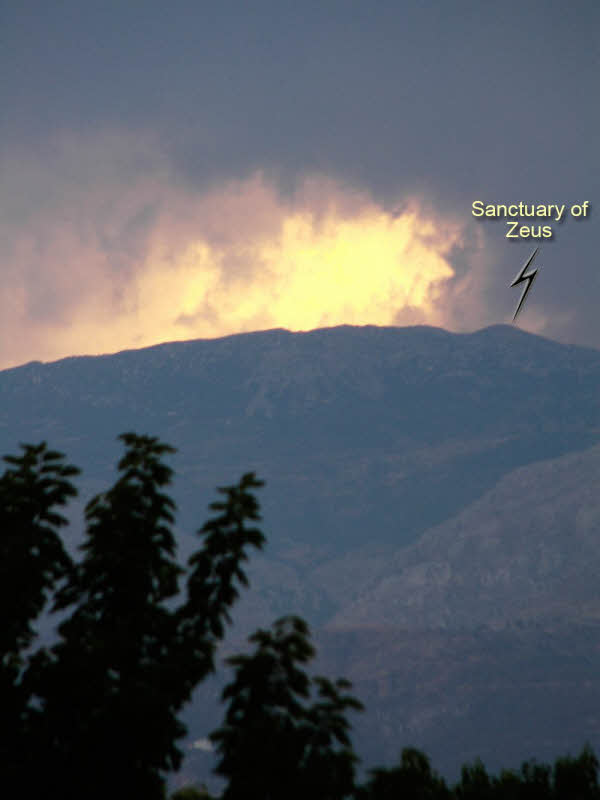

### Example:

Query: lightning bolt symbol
xmin=510 ymin=247 xmax=540 ymax=322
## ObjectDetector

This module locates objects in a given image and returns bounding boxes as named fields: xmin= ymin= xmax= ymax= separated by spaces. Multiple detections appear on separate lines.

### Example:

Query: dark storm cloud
xmin=1 ymin=0 xmax=598 ymax=355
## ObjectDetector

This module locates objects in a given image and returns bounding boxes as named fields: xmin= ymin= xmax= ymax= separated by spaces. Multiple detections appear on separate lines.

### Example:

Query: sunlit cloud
xmin=0 ymin=132 xmax=469 ymax=370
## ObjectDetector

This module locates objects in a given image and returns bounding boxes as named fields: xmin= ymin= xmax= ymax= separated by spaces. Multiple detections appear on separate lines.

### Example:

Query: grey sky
xmin=1 ymin=0 xmax=598 ymax=365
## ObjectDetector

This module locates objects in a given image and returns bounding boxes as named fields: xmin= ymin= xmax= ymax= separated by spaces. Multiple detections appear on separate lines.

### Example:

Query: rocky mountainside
xmin=324 ymin=441 xmax=600 ymax=631
xmin=3 ymin=323 xmax=600 ymax=786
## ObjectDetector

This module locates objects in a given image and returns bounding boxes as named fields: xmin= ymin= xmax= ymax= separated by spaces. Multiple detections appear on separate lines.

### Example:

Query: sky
xmin=1 ymin=0 xmax=598 ymax=369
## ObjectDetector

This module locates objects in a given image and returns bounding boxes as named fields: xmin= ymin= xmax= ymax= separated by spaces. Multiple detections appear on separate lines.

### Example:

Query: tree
xmin=27 ymin=434 xmax=184 ymax=798
xmin=359 ymin=747 xmax=450 ymax=800
xmin=6 ymin=433 xmax=265 ymax=800
xmin=210 ymin=614 xmax=363 ymax=800
xmin=493 ymin=768 xmax=524 ymax=800
xmin=173 ymin=467 xmax=266 ymax=704
xmin=553 ymin=745 xmax=600 ymax=800
xmin=454 ymin=758 xmax=494 ymax=800
xmin=0 ymin=442 xmax=79 ymax=789
xmin=517 ymin=760 xmax=552 ymax=800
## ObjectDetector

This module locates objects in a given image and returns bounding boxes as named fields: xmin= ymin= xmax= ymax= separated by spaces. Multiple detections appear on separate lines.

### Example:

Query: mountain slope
xmin=324 ymin=441 xmax=600 ymax=630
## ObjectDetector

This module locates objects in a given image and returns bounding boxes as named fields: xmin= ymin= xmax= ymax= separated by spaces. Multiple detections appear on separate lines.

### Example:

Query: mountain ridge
xmin=7 ymin=321 xmax=600 ymax=371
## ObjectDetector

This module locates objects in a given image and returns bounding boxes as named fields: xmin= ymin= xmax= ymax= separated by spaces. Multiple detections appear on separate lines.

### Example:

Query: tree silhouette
xmin=211 ymin=614 xmax=363 ymax=800
xmin=553 ymin=745 xmax=600 ymax=800
xmin=451 ymin=750 xmax=599 ymax=800
xmin=1 ymin=433 xmax=265 ymax=800
xmin=359 ymin=747 xmax=450 ymax=799
xmin=454 ymin=758 xmax=494 ymax=800
xmin=517 ymin=760 xmax=552 ymax=800
xmin=173 ymin=468 xmax=266 ymax=704
xmin=0 ymin=442 xmax=79 ymax=789
xmin=28 ymin=434 xmax=184 ymax=798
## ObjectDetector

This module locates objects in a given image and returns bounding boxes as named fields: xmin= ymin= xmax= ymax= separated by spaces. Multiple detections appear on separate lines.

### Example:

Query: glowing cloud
xmin=0 ymin=133 xmax=465 ymax=369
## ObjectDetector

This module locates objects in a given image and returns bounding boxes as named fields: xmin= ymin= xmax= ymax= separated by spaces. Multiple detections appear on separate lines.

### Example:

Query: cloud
xmin=0 ymin=131 xmax=478 ymax=369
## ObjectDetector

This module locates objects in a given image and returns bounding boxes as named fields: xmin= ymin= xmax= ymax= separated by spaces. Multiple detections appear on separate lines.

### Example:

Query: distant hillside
xmin=324 ymin=441 xmax=600 ymax=631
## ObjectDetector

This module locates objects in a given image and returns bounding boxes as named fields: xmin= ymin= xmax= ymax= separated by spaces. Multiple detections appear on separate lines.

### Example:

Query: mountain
xmin=3 ymin=323 xmax=600 ymax=786
xmin=325 ymin=441 xmax=600 ymax=631
xmin=3 ymin=323 xmax=599 ymax=555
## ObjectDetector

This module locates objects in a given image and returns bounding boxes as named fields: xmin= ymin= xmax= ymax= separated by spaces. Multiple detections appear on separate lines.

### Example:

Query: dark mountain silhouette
xmin=3 ymin=323 xmax=600 ymax=784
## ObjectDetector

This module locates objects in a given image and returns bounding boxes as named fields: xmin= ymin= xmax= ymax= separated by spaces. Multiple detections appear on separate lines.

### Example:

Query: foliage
xmin=553 ymin=746 xmax=600 ymax=800
xmin=0 ymin=434 xmax=264 ymax=800
xmin=454 ymin=758 xmax=494 ymax=800
xmin=452 ymin=749 xmax=600 ymax=800
xmin=358 ymin=747 xmax=450 ymax=799
xmin=0 ymin=442 xmax=79 ymax=786
xmin=210 ymin=614 xmax=363 ymax=800
xmin=356 ymin=748 xmax=600 ymax=800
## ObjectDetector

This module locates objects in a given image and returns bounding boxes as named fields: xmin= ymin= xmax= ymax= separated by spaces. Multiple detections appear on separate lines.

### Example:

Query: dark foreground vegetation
xmin=1 ymin=434 xmax=598 ymax=799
